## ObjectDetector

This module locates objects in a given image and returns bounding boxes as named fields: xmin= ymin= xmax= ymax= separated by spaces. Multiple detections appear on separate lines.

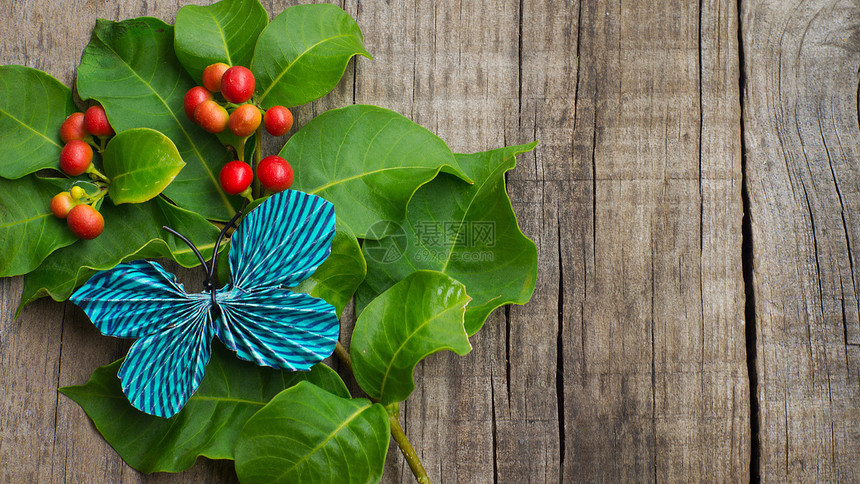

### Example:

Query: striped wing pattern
xmin=70 ymin=260 xmax=202 ymax=338
xmin=118 ymin=304 xmax=214 ymax=417
xmin=70 ymin=190 xmax=339 ymax=418
xmin=71 ymin=260 xmax=215 ymax=417
xmin=216 ymin=286 xmax=339 ymax=370
xmin=229 ymin=189 xmax=336 ymax=291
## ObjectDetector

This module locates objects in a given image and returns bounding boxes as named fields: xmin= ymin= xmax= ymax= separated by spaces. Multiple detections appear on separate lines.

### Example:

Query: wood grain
xmin=742 ymin=0 xmax=860 ymax=481
xmin=549 ymin=0 xmax=749 ymax=481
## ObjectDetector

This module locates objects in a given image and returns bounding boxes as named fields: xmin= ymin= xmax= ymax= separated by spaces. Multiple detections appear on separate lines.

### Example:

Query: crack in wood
xmin=556 ymin=217 xmax=566 ymax=483
xmin=738 ymin=1 xmax=761 ymax=479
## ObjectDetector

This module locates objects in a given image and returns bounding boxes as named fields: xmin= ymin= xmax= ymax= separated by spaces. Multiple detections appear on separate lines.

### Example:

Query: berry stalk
xmin=252 ymin=123 xmax=263 ymax=199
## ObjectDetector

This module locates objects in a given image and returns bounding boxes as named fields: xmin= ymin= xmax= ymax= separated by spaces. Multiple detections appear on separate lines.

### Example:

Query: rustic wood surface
xmin=0 ymin=0 xmax=856 ymax=482
xmin=742 ymin=0 xmax=860 ymax=481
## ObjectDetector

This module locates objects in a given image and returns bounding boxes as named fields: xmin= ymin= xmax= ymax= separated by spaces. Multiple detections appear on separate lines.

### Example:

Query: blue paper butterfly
xmin=71 ymin=190 xmax=339 ymax=418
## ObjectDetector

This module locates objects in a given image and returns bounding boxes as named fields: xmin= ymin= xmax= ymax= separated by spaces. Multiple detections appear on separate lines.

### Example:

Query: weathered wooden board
xmin=742 ymin=0 xmax=860 ymax=481
xmin=1 ymin=0 xmax=857 ymax=482
xmin=553 ymin=0 xmax=749 ymax=481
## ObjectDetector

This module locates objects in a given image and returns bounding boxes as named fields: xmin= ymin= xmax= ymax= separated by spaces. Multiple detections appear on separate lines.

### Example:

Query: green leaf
xmin=235 ymin=381 xmax=390 ymax=484
xmin=0 ymin=176 xmax=78 ymax=277
xmin=283 ymin=105 xmax=471 ymax=238
xmin=77 ymin=17 xmax=237 ymax=220
xmin=18 ymin=197 xmax=220 ymax=312
xmin=293 ymin=223 xmax=366 ymax=317
xmin=0 ymin=65 xmax=75 ymax=178
xmin=351 ymin=271 xmax=471 ymax=405
xmin=252 ymin=3 xmax=371 ymax=108
xmin=174 ymin=0 xmax=269 ymax=82
xmin=357 ymin=143 xmax=538 ymax=335
xmin=60 ymin=344 xmax=349 ymax=474
xmin=103 ymin=128 xmax=185 ymax=204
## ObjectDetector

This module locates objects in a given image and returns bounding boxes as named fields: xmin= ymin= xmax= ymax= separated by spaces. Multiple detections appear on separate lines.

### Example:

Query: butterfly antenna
xmin=162 ymin=226 xmax=210 ymax=285
xmin=206 ymin=200 xmax=249 ymax=288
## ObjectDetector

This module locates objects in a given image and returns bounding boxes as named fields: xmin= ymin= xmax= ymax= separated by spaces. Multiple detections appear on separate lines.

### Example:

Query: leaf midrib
xmin=205 ymin=8 xmax=233 ymax=65
xmin=65 ymin=390 xmax=268 ymax=407
xmin=110 ymin=162 xmax=182 ymax=183
xmin=275 ymin=403 xmax=372 ymax=479
xmin=93 ymin=32 xmax=234 ymax=216
xmin=308 ymin=166 xmax=430 ymax=194
xmin=0 ymin=211 xmax=51 ymax=229
xmin=0 ymin=106 xmax=62 ymax=149
xmin=440 ymin=160 xmax=512 ymax=273
xmin=258 ymin=34 xmax=357 ymax=104
xmin=377 ymin=303 xmax=463 ymax=400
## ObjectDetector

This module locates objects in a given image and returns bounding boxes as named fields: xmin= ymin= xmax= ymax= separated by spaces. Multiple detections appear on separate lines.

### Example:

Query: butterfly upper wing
xmin=229 ymin=190 xmax=336 ymax=291
xmin=71 ymin=260 xmax=206 ymax=338
xmin=71 ymin=260 xmax=215 ymax=418
xmin=215 ymin=285 xmax=339 ymax=370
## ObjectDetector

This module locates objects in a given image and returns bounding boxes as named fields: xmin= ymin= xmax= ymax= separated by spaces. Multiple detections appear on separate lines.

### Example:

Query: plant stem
xmin=332 ymin=341 xmax=431 ymax=483
xmin=237 ymin=136 xmax=246 ymax=162
xmin=334 ymin=341 xmax=352 ymax=374
xmin=86 ymin=164 xmax=111 ymax=183
xmin=252 ymin=125 xmax=263 ymax=198
xmin=386 ymin=404 xmax=430 ymax=484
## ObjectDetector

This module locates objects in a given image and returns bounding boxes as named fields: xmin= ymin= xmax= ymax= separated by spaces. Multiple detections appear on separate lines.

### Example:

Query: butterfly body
xmin=71 ymin=190 xmax=339 ymax=418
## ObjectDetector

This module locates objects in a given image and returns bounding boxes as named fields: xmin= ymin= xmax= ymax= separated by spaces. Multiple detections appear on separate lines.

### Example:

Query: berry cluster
xmin=50 ymin=187 xmax=104 ymax=240
xmin=52 ymin=105 xmax=115 ymax=239
xmin=184 ymin=63 xmax=295 ymax=199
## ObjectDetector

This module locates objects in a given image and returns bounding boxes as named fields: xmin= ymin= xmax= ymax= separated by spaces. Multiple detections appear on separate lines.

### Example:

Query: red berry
xmin=228 ymin=104 xmax=262 ymax=137
xmin=202 ymin=62 xmax=230 ymax=93
xmin=221 ymin=66 xmax=255 ymax=103
xmin=60 ymin=113 xmax=89 ymax=142
xmin=67 ymin=204 xmax=104 ymax=240
xmin=257 ymin=156 xmax=294 ymax=192
xmin=219 ymin=160 xmax=253 ymax=195
xmin=59 ymin=140 xmax=93 ymax=176
xmin=184 ymin=86 xmax=213 ymax=121
xmin=194 ymin=100 xmax=229 ymax=133
xmin=84 ymin=105 xmax=114 ymax=137
xmin=263 ymin=106 xmax=293 ymax=136
xmin=50 ymin=192 xmax=77 ymax=219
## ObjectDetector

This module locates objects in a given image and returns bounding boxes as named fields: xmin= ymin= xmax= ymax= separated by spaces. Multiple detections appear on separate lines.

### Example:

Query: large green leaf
xmin=282 ymin=105 xmax=470 ymax=238
xmin=293 ymin=223 xmax=366 ymax=317
xmin=251 ymin=3 xmax=371 ymax=108
xmin=174 ymin=0 xmax=269 ymax=82
xmin=103 ymin=128 xmax=185 ymax=204
xmin=357 ymin=143 xmax=538 ymax=335
xmin=0 ymin=65 xmax=75 ymax=178
xmin=235 ymin=381 xmax=390 ymax=484
xmin=0 ymin=176 xmax=78 ymax=277
xmin=18 ymin=197 xmax=220 ymax=312
xmin=351 ymin=271 xmax=471 ymax=405
xmin=60 ymin=344 xmax=349 ymax=474
xmin=77 ymin=17 xmax=236 ymax=220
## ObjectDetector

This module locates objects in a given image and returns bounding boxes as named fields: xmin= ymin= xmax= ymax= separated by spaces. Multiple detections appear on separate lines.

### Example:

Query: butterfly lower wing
xmin=71 ymin=260 xmax=200 ymax=338
xmin=229 ymin=190 xmax=335 ymax=291
xmin=215 ymin=286 xmax=339 ymax=370
xmin=119 ymin=301 xmax=215 ymax=417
